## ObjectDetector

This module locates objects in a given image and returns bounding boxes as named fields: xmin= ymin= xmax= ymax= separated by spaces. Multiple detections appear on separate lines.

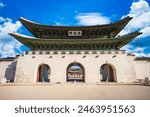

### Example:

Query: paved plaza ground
xmin=0 ymin=84 xmax=150 ymax=100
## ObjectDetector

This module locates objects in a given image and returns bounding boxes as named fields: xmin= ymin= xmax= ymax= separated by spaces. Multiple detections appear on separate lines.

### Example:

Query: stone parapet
xmin=24 ymin=50 xmax=126 ymax=55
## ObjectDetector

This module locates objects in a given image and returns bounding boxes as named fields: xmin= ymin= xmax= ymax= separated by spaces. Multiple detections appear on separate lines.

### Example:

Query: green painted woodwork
xmin=19 ymin=16 xmax=132 ymax=39
xmin=9 ymin=16 xmax=142 ymax=50
xmin=9 ymin=32 xmax=141 ymax=50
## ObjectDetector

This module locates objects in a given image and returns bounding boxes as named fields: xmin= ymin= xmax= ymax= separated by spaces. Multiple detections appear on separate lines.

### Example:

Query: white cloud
xmin=130 ymin=0 xmax=150 ymax=16
xmin=139 ymin=26 xmax=150 ymax=38
xmin=121 ymin=45 xmax=135 ymax=54
xmin=54 ymin=21 xmax=64 ymax=26
xmin=75 ymin=11 xmax=78 ymax=14
xmin=134 ymin=47 xmax=144 ymax=52
xmin=121 ymin=45 xmax=150 ymax=57
xmin=76 ymin=13 xmax=110 ymax=26
xmin=0 ymin=16 xmax=5 ymax=22
xmin=119 ymin=0 xmax=150 ymax=38
xmin=0 ymin=2 xmax=5 ymax=8
xmin=0 ymin=16 xmax=22 ymax=58
xmin=132 ymin=53 xmax=150 ymax=57
xmin=120 ymin=0 xmax=150 ymax=57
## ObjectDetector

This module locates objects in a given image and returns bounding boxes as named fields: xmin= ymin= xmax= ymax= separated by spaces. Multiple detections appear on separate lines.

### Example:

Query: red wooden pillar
xmin=109 ymin=66 xmax=114 ymax=82
xmin=36 ymin=67 xmax=40 ymax=82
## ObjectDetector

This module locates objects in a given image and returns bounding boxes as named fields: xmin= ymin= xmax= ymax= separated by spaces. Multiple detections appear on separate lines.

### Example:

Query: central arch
xmin=66 ymin=62 xmax=85 ymax=82
xmin=100 ymin=63 xmax=117 ymax=82
xmin=36 ymin=64 xmax=50 ymax=82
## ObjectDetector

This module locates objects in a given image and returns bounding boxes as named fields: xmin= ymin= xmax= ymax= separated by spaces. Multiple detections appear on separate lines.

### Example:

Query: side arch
xmin=36 ymin=64 xmax=51 ymax=82
xmin=66 ymin=62 xmax=85 ymax=82
xmin=100 ymin=63 xmax=117 ymax=82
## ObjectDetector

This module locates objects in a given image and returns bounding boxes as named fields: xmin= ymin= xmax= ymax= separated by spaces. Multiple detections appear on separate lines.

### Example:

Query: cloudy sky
xmin=0 ymin=0 xmax=150 ymax=57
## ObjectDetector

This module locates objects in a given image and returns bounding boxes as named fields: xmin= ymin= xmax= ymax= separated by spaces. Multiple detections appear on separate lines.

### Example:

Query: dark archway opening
xmin=100 ymin=64 xmax=116 ymax=82
xmin=37 ymin=64 xmax=50 ymax=82
xmin=67 ymin=62 xmax=85 ymax=82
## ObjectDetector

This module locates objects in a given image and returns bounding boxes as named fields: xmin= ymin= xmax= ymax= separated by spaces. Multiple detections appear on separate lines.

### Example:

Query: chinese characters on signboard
xmin=68 ymin=31 xmax=82 ymax=36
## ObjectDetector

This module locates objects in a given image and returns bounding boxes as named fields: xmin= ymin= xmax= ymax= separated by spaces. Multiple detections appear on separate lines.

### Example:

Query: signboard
xmin=68 ymin=31 xmax=82 ymax=36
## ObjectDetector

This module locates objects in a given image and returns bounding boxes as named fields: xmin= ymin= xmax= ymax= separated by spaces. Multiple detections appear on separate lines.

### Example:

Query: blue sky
xmin=0 ymin=0 xmax=150 ymax=57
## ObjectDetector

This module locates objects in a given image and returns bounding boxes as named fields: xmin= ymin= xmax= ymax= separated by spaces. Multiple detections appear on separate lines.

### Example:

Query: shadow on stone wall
xmin=4 ymin=61 xmax=17 ymax=82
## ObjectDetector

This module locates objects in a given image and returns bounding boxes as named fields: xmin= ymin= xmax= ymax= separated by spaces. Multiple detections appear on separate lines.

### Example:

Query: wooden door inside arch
xmin=100 ymin=64 xmax=115 ymax=82
xmin=109 ymin=65 xmax=114 ymax=82
xmin=37 ymin=64 xmax=50 ymax=82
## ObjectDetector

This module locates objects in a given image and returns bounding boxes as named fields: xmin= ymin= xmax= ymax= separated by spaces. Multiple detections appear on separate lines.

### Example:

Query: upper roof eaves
xmin=19 ymin=16 xmax=132 ymax=29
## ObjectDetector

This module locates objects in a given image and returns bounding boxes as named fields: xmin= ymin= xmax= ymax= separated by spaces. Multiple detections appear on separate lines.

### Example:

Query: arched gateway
xmin=36 ymin=64 xmax=50 ymax=82
xmin=66 ymin=62 xmax=85 ymax=82
xmin=100 ymin=64 xmax=116 ymax=82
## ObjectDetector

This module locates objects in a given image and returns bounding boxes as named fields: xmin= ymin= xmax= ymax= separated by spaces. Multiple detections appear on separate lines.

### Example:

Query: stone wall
xmin=14 ymin=50 xmax=137 ymax=83
xmin=134 ymin=60 xmax=150 ymax=80
xmin=0 ymin=60 xmax=17 ymax=83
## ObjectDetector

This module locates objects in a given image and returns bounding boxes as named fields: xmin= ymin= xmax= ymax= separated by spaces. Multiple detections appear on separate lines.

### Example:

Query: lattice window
xmin=108 ymin=51 xmax=111 ymax=54
xmin=61 ymin=51 xmax=66 ymax=54
xmin=46 ymin=51 xmax=50 ymax=54
xmin=92 ymin=51 xmax=97 ymax=54
xmin=54 ymin=51 xmax=58 ymax=54
xmin=39 ymin=51 xmax=42 ymax=55
xmin=85 ymin=51 xmax=89 ymax=54
xmin=77 ymin=51 xmax=81 ymax=54
xmin=25 ymin=51 xmax=28 ymax=55
xmin=32 ymin=51 xmax=35 ymax=54
xmin=69 ymin=51 xmax=74 ymax=54
xmin=115 ymin=51 xmax=119 ymax=54
xmin=101 ymin=51 xmax=105 ymax=54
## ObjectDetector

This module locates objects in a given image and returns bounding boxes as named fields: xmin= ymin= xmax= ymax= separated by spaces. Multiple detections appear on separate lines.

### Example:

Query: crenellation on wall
xmin=24 ymin=50 xmax=126 ymax=56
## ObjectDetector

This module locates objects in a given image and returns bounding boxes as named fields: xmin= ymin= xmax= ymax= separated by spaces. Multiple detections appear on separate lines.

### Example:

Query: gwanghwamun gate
xmin=0 ymin=16 xmax=150 ymax=84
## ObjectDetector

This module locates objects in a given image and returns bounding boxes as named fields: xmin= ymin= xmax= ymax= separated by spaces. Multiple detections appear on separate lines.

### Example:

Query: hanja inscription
xmin=68 ymin=31 xmax=82 ymax=36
